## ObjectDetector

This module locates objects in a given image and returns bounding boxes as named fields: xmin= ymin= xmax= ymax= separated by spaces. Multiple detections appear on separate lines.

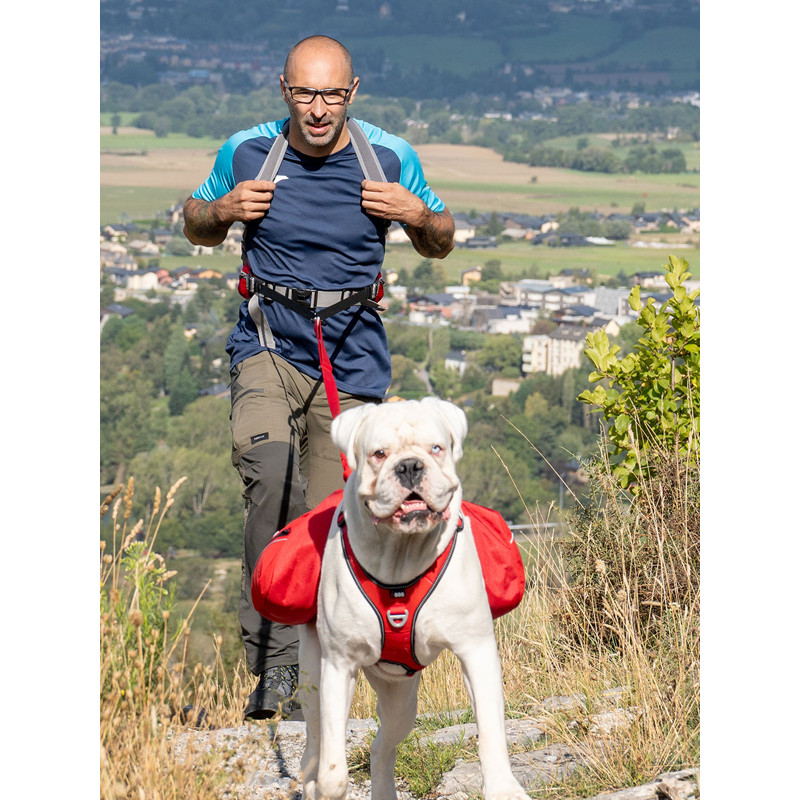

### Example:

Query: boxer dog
xmin=298 ymin=397 xmax=527 ymax=800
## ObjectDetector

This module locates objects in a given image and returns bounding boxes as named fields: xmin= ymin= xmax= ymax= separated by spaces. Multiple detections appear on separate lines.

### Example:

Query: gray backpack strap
xmin=254 ymin=121 xmax=290 ymax=181
xmin=347 ymin=118 xmax=387 ymax=183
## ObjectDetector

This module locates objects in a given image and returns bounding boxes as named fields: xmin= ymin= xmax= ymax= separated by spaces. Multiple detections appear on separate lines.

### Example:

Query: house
xmin=491 ymin=377 xmax=523 ymax=397
xmin=550 ymin=268 xmax=591 ymax=288
xmin=593 ymin=287 xmax=632 ymax=318
xmin=453 ymin=218 xmax=477 ymax=243
xmin=631 ymin=271 xmax=669 ymax=290
xmin=522 ymin=319 xmax=620 ymax=377
xmin=461 ymin=266 xmax=482 ymax=286
xmin=126 ymin=238 xmax=160 ymax=257
xmin=100 ymin=303 xmax=135 ymax=330
xmin=463 ymin=236 xmax=497 ymax=249
xmin=444 ymin=350 xmax=468 ymax=376
xmin=511 ymin=279 xmax=554 ymax=308
xmin=406 ymin=293 xmax=458 ymax=324
xmin=125 ymin=268 xmax=161 ymax=292
xmin=552 ymin=304 xmax=599 ymax=324
xmin=485 ymin=306 xmax=539 ymax=335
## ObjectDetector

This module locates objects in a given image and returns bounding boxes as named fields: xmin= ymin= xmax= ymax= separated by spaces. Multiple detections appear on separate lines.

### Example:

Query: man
xmin=183 ymin=35 xmax=454 ymax=721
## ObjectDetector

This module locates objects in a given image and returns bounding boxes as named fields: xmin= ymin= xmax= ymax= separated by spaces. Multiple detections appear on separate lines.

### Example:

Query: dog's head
xmin=331 ymin=398 xmax=468 ymax=533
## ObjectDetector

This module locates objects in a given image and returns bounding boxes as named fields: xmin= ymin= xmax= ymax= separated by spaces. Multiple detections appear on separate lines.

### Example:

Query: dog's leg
xmin=299 ymin=624 xmax=322 ymax=800
xmin=316 ymin=657 xmax=358 ymax=800
xmin=365 ymin=671 xmax=421 ymax=800
xmin=455 ymin=640 xmax=528 ymax=800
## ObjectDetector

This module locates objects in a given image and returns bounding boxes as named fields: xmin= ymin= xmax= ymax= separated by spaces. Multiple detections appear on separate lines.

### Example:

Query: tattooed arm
xmin=360 ymin=180 xmax=455 ymax=259
xmin=183 ymin=180 xmax=276 ymax=247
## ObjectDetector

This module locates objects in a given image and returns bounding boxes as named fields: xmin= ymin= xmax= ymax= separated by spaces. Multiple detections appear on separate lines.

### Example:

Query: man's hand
xmin=361 ymin=180 xmax=455 ymax=259
xmin=183 ymin=180 xmax=276 ymax=246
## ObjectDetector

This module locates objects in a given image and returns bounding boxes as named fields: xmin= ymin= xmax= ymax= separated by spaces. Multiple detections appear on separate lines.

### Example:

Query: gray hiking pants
xmin=230 ymin=350 xmax=376 ymax=676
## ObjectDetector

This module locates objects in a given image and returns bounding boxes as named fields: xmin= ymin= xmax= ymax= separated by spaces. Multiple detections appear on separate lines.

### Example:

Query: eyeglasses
xmin=284 ymin=83 xmax=354 ymax=105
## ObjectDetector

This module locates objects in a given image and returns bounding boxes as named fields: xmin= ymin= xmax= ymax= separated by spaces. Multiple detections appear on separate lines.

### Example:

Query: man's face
xmin=280 ymin=47 xmax=358 ymax=156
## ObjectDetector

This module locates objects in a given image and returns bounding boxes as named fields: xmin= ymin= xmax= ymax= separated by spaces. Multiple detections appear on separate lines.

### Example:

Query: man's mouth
xmin=305 ymin=119 xmax=331 ymax=136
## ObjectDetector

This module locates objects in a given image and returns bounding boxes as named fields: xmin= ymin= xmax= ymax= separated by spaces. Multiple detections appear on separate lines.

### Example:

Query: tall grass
xmin=99 ymin=477 xmax=254 ymax=800
xmin=100 ymin=442 xmax=698 ymax=798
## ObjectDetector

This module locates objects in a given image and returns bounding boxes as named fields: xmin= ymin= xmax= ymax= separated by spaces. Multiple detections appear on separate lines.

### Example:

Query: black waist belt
xmin=244 ymin=272 xmax=384 ymax=321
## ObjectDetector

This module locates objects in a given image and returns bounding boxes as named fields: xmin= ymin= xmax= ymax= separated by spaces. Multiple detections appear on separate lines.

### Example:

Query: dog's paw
xmin=485 ymin=781 xmax=529 ymax=800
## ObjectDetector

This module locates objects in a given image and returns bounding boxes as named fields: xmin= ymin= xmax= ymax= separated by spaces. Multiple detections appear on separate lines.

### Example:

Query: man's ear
xmin=279 ymin=74 xmax=290 ymax=104
xmin=347 ymin=76 xmax=360 ymax=105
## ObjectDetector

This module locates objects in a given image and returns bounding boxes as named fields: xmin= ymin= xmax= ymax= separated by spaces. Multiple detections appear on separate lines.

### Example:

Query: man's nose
xmin=309 ymin=94 xmax=328 ymax=116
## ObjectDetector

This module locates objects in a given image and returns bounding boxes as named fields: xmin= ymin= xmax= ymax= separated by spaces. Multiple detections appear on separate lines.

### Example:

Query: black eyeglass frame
xmin=284 ymin=82 xmax=355 ymax=105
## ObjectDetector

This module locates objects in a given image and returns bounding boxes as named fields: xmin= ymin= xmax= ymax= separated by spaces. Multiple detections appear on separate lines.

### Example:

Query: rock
xmin=583 ymin=768 xmax=699 ymax=800
xmin=171 ymin=694 xmax=697 ymax=800
xmin=436 ymin=743 xmax=589 ymax=798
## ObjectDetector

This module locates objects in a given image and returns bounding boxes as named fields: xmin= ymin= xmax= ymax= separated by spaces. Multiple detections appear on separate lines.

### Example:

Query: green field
xmin=384 ymin=238 xmax=699 ymax=282
xmin=100 ymin=131 xmax=223 ymax=151
xmin=101 ymin=186 xmax=194 ymax=223
xmin=345 ymin=22 xmax=698 ymax=77
xmin=507 ymin=16 xmax=624 ymax=63
xmin=151 ymin=239 xmax=699 ymax=283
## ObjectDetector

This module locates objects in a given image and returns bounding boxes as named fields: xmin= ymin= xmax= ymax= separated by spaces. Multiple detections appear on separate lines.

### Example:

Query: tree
xmin=411 ymin=259 xmax=446 ymax=292
xmin=578 ymin=256 xmax=699 ymax=490
xmin=475 ymin=334 xmax=522 ymax=374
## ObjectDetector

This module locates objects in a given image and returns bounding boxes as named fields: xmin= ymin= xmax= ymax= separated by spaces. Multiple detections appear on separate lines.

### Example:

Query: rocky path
xmin=174 ymin=691 xmax=698 ymax=800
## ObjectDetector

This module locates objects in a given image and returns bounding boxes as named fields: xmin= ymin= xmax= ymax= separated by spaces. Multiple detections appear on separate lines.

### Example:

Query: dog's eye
xmin=431 ymin=444 xmax=443 ymax=455
xmin=372 ymin=449 xmax=386 ymax=461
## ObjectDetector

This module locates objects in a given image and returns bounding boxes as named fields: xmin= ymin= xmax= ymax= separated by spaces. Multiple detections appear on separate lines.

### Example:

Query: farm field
xmin=100 ymin=128 xmax=699 ymax=277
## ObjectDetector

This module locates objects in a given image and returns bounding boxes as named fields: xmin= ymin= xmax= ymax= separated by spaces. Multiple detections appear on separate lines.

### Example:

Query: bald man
xmin=184 ymin=35 xmax=454 ymax=721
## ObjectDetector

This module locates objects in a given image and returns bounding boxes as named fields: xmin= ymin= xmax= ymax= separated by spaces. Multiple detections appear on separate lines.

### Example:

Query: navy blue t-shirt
xmin=192 ymin=117 xmax=446 ymax=398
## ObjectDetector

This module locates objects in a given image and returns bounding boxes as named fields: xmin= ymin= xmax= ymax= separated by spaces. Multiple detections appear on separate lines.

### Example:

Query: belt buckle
xmin=291 ymin=288 xmax=313 ymax=307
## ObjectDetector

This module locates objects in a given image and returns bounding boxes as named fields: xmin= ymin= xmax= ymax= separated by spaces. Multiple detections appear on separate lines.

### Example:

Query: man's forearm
xmin=404 ymin=208 xmax=455 ymax=259
xmin=182 ymin=197 xmax=231 ymax=247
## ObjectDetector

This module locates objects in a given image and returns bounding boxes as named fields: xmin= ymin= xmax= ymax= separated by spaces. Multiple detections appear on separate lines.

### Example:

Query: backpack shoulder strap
xmin=253 ymin=119 xmax=386 ymax=184
xmin=347 ymin=118 xmax=387 ymax=183
xmin=254 ymin=121 xmax=290 ymax=182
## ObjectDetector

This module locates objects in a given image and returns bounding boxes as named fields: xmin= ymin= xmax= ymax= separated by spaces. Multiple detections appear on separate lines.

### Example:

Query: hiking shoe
xmin=244 ymin=665 xmax=303 ymax=721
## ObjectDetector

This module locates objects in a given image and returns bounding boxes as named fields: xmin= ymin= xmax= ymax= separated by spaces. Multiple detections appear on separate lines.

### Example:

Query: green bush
xmin=578 ymin=255 xmax=699 ymax=491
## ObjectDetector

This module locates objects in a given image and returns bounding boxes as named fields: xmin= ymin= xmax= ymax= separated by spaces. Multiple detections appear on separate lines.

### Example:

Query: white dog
xmin=297 ymin=397 xmax=528 ymax=800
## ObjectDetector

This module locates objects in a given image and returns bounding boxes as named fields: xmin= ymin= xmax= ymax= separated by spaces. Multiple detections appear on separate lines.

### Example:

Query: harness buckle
xmin=291 ymin=288 xmax=314 ymax=307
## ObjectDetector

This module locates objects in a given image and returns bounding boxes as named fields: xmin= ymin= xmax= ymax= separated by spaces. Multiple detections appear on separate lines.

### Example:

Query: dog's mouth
xmin=369 ymin=492 xmax=451 ymax=526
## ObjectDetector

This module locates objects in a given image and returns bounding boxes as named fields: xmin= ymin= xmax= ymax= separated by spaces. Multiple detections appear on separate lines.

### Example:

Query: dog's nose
xmin=394 ymin=457 xmax=424 ymax=489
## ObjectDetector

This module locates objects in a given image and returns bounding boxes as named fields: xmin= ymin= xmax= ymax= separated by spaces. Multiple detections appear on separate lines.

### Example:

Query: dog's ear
xmin=422 ymin=398 xmax=468 ymax=463
xmin=331 ymin=404 xmax=373 ymax=470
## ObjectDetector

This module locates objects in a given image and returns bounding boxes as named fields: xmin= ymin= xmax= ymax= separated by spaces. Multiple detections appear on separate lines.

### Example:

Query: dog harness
xmin=338 ymin=509 xmax=460 ymax=676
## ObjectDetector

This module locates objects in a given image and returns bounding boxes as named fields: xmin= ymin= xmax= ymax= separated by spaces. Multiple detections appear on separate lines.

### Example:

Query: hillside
xmin=100 ymin=0 xmax=699 ymax=95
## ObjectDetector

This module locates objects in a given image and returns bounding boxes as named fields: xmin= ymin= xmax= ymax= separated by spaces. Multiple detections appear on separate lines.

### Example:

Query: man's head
xmin=280 ymin=36 xmax=358 ymax=156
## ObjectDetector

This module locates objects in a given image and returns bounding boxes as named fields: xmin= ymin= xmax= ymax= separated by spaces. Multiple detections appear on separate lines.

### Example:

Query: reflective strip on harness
xmin=339 ymin=513 xmax=460 ymax=676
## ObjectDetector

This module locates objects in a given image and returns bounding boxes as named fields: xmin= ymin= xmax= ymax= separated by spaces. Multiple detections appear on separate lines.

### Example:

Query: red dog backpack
xmin=251 ymin=492 xmax=525 ymax=626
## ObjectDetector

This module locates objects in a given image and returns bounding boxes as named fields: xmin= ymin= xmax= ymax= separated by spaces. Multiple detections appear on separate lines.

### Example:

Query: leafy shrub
xmin=578 ymin=255 xmax=699 ymax=491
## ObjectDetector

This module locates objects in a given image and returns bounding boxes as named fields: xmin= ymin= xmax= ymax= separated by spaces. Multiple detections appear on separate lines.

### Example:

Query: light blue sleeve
xmin=354 ymin=119 xmax=446 ymax=213
xmin=191 ymin=120 xmax=288 ymax=202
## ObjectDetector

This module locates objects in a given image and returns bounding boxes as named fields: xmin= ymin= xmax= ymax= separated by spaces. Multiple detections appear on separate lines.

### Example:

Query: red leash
xmin=314 ymin=317 xmax=352 ymax=482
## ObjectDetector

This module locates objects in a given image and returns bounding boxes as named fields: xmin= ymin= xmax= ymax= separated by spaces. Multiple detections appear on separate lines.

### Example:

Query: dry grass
xmin=100 ymin=477 xmax=256 ymax=800
xmin=100 ymin=443 xmax=699 ymax=798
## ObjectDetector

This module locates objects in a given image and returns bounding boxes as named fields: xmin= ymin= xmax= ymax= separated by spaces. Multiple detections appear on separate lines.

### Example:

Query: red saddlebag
xmin=251 ymin=492 xmax=525 ymax=625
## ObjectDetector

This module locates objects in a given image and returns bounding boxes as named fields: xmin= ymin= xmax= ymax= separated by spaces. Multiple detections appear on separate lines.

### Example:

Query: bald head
xmin=283 ymin=35 xmax=354 ymax=85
